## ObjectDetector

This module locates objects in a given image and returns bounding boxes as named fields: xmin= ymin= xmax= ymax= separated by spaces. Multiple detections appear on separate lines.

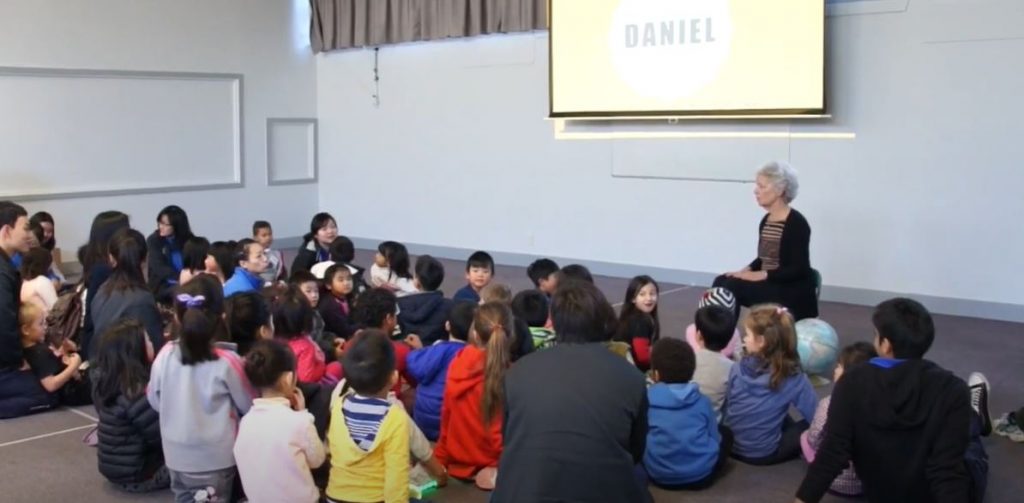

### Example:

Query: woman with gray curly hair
xmin=713 ymin=161 xmax=818 ymax=320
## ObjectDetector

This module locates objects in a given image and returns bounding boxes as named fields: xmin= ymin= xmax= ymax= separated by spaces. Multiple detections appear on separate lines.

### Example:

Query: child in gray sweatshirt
xmin=147 ymin=277 xmax=254 ymax=503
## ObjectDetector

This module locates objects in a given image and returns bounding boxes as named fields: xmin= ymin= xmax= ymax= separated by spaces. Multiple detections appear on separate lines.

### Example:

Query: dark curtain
xmin=310 ymin=0 xmax=548 ymax=53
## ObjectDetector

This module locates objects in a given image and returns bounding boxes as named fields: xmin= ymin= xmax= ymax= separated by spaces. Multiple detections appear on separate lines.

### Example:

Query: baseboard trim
xmin=84 ymin=235 xmax=1017 ymax=323
xmin=338 ymin=236 xmax=1024 ymax=323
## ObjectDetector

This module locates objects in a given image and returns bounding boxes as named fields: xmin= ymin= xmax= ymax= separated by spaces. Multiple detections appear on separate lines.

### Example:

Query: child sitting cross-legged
xmin=407 ymin=301 xmax=476 ymax=441
xmin=643 ymin=338 xmax=733 ymax=490
xmin=799 ymin=341 xmax=876 ymax=498
xmin=234 ymin=339 xmax=325 ymax=503
xmin=724 ymin=304 xmax=817 ymax=465
xmin=326 ymin=330 xmax=411 ymax=503
xmin=273 ymin=287 xmax=342 ymax=387
xmin=397 ymin=255 xmax=453 ymax=347
xmin=690 ymin=304 xmax=737 ymax=420
xmin=20 ymin=302 xmax=89 ymax=405
xmin=511 ymin=289 xmax=554 ymax=350
xmin=434 ymin=302 xmax=512 ymax=490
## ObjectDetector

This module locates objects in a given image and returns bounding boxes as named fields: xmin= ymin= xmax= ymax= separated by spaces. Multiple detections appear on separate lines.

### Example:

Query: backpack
xmin=46 ymin=283 xmax=86 ymax=347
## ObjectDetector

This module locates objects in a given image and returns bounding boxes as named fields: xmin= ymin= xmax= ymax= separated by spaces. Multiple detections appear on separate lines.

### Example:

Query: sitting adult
xmin=291 ymin=212 xmax=338 ymax=274
xmin=91 ymin=228 xmax=165 ymax=357
xmin=0 ymin=201 xmax=54 ymax=418
xmin=713 ymin=161 xmax=818 ymax=320
xmin=492 ymin=279 xmax=650 ymax=502
xmin=78 ymin=211 xmax=131 ymax=359
xmin=147 ymin=205 xmax=194 ymax=304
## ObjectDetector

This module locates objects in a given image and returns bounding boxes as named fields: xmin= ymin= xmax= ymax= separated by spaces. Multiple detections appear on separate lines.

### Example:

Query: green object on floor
xmin=410 ymin=479 xmax=438 ymax=499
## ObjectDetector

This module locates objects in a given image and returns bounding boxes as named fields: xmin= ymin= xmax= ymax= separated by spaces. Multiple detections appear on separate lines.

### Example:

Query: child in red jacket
xmin=434 ymin=302 xmax=512 ymax=490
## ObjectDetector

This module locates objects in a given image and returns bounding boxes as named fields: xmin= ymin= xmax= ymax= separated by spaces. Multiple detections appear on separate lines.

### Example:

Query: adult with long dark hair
xmin=291 ymin=212 xmax=338 ymax=274
xmin=91 ymin=228 xmax=164 ymax=357
xmin=713 ymin=162 xmax=818 ymax=320
xmin=147 ymin=205 xmax=194 ymax=303
xmin=78 ymin=211 xmax=131 ymax=360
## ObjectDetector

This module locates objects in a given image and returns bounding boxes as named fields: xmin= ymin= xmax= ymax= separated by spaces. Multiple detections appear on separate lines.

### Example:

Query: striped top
xmin=342 ymin=394 xmax=391 ymax=451
xmin=757 ymin=220 xmax=786 ymax=271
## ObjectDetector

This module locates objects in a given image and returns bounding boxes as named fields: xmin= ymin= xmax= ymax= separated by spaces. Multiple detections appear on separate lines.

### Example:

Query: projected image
xmin=550 ymin=0 xmax=826 ymax=118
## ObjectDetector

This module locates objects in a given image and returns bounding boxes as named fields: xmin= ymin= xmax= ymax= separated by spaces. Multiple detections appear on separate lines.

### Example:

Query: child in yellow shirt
xmin=327 ymin=329 xmax=409 ymax=503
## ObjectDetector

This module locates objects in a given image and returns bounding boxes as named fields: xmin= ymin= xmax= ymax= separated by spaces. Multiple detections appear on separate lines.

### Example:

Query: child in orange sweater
xmin=434 ymin=302 xmax=512 ymax=490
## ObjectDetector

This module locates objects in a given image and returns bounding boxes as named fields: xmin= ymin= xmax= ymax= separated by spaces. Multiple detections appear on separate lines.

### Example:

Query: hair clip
xmin=776 ymin=306 xmax=789 ymax=315
xmin=176 ymin=293 xmax=206 ymax=308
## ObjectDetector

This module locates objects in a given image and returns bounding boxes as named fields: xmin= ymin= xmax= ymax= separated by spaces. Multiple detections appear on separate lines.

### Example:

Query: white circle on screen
xmin=609 ymin=0 xmax=734 ymax=104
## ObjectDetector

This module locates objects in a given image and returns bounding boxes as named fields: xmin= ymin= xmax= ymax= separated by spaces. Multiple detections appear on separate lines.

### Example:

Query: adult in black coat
xmin=492 ymin=280 xmax=650 ymax=503
xmin=0 ymin=201 xmax=54 ymax=419
xmin=146 ymin=205 xmax=194 ymax=304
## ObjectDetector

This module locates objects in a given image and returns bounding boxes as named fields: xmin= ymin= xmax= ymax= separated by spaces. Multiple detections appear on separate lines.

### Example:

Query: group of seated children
xmin=5 ymin=205 xmax=992 ymax=503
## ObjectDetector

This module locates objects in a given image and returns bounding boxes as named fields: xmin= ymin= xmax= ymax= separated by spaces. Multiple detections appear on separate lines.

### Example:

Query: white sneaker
xmin=968 ymin=372 xmax=992 ymax=436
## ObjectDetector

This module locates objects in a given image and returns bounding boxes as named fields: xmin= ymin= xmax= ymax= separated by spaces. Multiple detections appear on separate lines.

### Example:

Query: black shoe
xmin=968 ymin=372 xmax=992 ymax=436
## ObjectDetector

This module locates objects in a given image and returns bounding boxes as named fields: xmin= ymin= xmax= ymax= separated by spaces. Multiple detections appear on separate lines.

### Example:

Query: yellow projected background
xmin=550 ymin=0 xmax=825 ymax=116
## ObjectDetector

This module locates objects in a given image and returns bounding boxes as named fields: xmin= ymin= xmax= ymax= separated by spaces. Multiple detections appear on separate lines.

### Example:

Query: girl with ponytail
xmin=90 ymin=228 xmax=164 ymax=358
xmin=147 ymin=275 xmax=254 ymax=502
xmin=723 ymin=304 xmax=817 ymax=465
xmin=434 ymin=302 xmax=513 ymax=490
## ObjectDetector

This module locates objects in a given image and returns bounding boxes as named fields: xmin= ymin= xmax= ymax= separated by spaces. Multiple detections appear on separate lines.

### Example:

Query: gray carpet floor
xmin=1 ymin=250 xmax=1021 ymax=502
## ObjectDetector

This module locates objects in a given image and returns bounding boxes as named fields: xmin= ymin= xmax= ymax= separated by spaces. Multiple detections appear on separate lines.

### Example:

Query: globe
xmin=795 ymin=318 xmax=840 ymax=378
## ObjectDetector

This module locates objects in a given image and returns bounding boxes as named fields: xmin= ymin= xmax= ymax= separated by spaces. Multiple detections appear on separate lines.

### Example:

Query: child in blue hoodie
xmin=406 ymin=301 xmax=476 ymax=441
xmin=644 ymin=338 xmax=733 ymax=489
xmin=724 ymin=304 xmax=817 ymax=465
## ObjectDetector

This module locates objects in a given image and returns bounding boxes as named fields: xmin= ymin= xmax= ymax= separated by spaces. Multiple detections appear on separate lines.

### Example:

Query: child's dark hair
xmin=174 ymin=274 xmax=226 ymax=365
xmin=19 ymin=247 xmax=52 ymax=281
xmin=324 ymin=264 xmax=354 ymax=298
xmin=353 ymin=288 xmax=398 ymax=329
xmin=466 ymin=251 xmax=494 ymax=273
xmin=475 ymin=302 xmax=514 ymax=424
xmin=289 ymin=270 xmax=319 ymax=289
xmin=102 ymin=228 xmax=148 ymax=294
xmin=29 ymin=211 xmax=56 ymax=250
xmin=304 ymin=212 xmax=336 ymax=244
xmin=695 ymin=305 xmax=736 ymax=352
xmin=156 ymin=205 xmax=194 ymax=242
xmin=651 ymin=338 xmax=696 ymax=384
xmin=226 ymin=291 xmax=271 ymax=356
xmin=527 ymin=259 xmax=559 ymax=287
xmin=414 ymin=255 xmax=444 ymax=292
xmin=743 ymin=304 xmax=799 ymax=390
xmin=377 ymin=241 xmax=412 ymax=280
xmin=616 ymin=275 xmax=661 ymax=342
xmin=342 ymin=329 xmax=396 ymax=395
xmin=839 ymin=341 xmax=877 ymax=370
xmin=448 ymin=302 xmax=477 ymax=342
xmin=244 ymin=339 xmax=296 ymax=389
xmin=329 ymin=236 xmax=355 ymax=263
xmin=552 ymin=279 xmax=617 ymax=343
xmin=182 ymin=236 xmax=210 ymax=272
xmin=208 ymin=241 xmax=238 ymax=280
xmin=272 ymin=287 xmax=314 ymax=339
xmin=560 ymin=264 xmax=593 ymax=284
xmin=92 ymin=319 xmax=151 ymax=405
xmin=252 ymin=220 xmax=271 ymax=235
xmin=872 ymin=297 xmax=934 ymax=359
xmin=511 ymin=289 xmax=548 ymax=327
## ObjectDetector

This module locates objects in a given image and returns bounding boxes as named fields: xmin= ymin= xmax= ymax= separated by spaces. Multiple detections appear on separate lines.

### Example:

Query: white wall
xmin=0 ymin=0 xmax=318 ymax=251
xmin=316 ymin=2 xmax=1024 ymax=317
